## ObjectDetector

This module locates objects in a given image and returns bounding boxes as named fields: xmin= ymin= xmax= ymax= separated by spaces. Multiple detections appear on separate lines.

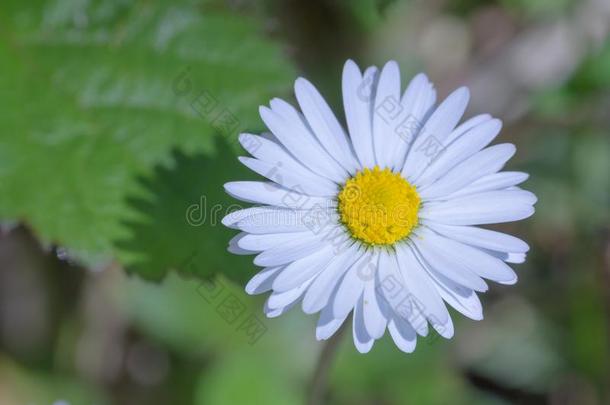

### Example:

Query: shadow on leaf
xmin=116 ymin=138 xmax=256 ymax=285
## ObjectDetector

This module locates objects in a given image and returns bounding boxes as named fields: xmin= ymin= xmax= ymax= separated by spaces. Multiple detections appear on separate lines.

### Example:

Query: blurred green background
xmin=1 ymin=0 xmax=609 ymax=404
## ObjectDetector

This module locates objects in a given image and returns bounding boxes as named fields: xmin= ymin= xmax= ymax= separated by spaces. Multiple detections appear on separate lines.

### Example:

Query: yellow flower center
xmin=337 ymin=166 xmax=420 ymax=246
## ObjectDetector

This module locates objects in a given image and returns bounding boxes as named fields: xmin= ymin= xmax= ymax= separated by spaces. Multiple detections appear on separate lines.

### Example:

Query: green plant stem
xmin=307 ymin=322 xmax=348 ymax=405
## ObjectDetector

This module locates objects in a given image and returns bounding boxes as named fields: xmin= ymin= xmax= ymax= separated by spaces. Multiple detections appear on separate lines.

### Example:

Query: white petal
xmin=415 ymin=118 xmax=501 ymax=187
xmin=376 ymin=249 xmax=405 ymax=312
xmin=260 ymin=103 xmax=348 ymax=182
xmin=254 ymin=232 xmax=331 ymax=267
xmin=294 ymin=78 xmax=360 ymax=173
xmin=238 ymin=133 xmax=336 ymax=187
xmin=267 ymin=278 xmax=313 ymax=309
xmin=377 ymin=251 xmax=429 ymax=337
xmin=389 ymin=73 xmax=437 ymax=170
xmin=425 ymin=223 xmax=529 ymax=253
xmin=411 ymin=313 xmax=430 ymax=337
xmin=388 ymin=316 xmax=417 ymax=353
xmin=432 ymin=313 xmax=454 ymax=339
xmin=445 ymin=171 xmax=530 ymax=199
xmin=236 ymin=210 xmax=315 ymax=234
xmin=272 ymin=246 xmax=335 ymax=292
xmin=444 ymin=113 xmax=493 ymax=145
xmin=224 ymin=181 xmax=333 ymax=209
xmin=352 ymin=294 xmax=374 ymax=353
xmin=401 ymin=87 xmax=470 ymax=180
xmin=400 ymin=73 xmax=437 ymax=123
xmin=237 ymin=231 xmax=312 ymax=251
xmin=428 ymin=270 xmax=483 ymax=320
xmin=238 ymin=156 xmax=338 ymax=197
xmin=416 ymin=227 xmax=518 ymax=285
xmin=332 ymin=251 xmax=373 ymax=318
xmin=363 ymin=276 xmax=387 ymax=339
xmin=484 ymin=249 xmax=527 ymax=264
xmin=263 ymin=299 xmax=298 ymax=318
xmin=342 ymin=60 xmax=378 ymax=168
xmin=440 ymin=292 xmax=482 ymax=321
xmin=394 ymin=245 xmax=450 ymax=325
xmin=420 ymin=190 xmax=537 ymax=225
xmin=228 ymin=233 xmax=256 ymax=255
xmin=505 ymin=252 xmax=526 ymax=263
xmin=302 ymin=243 xmax=362 ymax=314
xmin=410 ymin=234 xmax=489 ymax=292
xmin=419 ymin=143 xmax=516 ymax=199
xmin=316 ymin=303 xmax=349 ymax=340
xmin=227 ymin=245 xmax=252 ymax=255
xmin=222 ymin=206 xmax=283 ymax=229
xmin=373 ymin=60 xmax=402 ymax=169
xmin=245 ymin=266 xmax=283 ymax=295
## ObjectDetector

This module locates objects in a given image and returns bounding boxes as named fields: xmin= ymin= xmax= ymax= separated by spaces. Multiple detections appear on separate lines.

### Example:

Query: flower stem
xmin=307 ymin=322 xmax=348 ymax=405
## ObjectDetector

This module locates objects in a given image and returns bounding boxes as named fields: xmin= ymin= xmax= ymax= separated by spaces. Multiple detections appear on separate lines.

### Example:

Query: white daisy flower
xmin=223 ymin=60 xmax=536 ymax=354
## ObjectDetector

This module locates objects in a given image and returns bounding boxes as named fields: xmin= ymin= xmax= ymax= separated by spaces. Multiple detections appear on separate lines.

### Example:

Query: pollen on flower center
xmin=337 ymin=166 xmax=420 ymax=246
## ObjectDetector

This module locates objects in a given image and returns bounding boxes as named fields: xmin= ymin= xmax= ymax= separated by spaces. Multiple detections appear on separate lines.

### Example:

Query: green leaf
xmin=0 ymin=0 xmax=295 ymax=277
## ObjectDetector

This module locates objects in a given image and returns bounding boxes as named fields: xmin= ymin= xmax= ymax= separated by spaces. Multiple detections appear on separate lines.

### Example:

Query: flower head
xmin=223 ymin=60 xmax=536 ymax=353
